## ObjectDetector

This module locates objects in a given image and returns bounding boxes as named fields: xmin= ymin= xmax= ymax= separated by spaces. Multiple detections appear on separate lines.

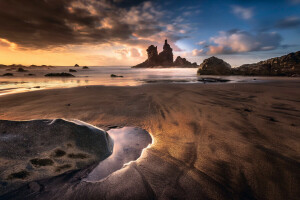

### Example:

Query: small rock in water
xmin=2 ymin=73 xmax=13 ymax=76
xmin=111 ymin=74 xmax=123 ymax=78
xmin=197 ymin=78 xmax=230 ymax=83
xmin=17 ymin=67 xmax=28 ymax=72
xmin=45 ymin=73 xmax=74 ymax=77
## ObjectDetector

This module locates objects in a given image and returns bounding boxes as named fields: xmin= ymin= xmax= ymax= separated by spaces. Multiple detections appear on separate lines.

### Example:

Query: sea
xmin=0 ymin=66 xmax=266 ymax=96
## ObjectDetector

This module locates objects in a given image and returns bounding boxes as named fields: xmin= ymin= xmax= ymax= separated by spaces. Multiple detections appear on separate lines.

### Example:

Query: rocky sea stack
xmin=197 ymin=51 xmax=300 ymax=76
xmin=132 ymin=40 xmax=197 ymax=68
xmin=197 ymin=56 xmax=231 ymax=75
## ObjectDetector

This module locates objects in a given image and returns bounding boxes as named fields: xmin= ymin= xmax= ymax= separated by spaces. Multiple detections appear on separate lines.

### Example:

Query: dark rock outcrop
xmin=74 ymin=64 xmax=79 ymax=67
xmin=69 ymin=69 xmax=77 ymax=72
xmin=82 ymin=66 xmax=89 ymax=69
xmin=174 ymin=56 xmax=198 ymax=68
xmin=132 ymin=45 xmax=158 ymax=68
xmin=232 ymin=51 xmax=300 ymax=76
xmin=132 ymin=40 xmax=196 ymax=68
xmin=0 ymin=119 xmax=113 ymax=195
xmin=158 ymin=39 xmax=173 ymax=66
xmin=111 ymin=74 xmax=123 ymax=78
xmin=197 ymin=51 xmax=300 ymax=76
xmin=2 ymin=73 xmax=13 ymax=76
xmin=45 ymin=73 xmax=74 ymax=77
xmin=197 ymin=56 xmax=231 ymax=75
xmin=17 ymin=67 xmax=28 ymax=72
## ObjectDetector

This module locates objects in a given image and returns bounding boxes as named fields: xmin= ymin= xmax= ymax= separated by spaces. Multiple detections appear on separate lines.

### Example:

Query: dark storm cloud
xmin=0 ymin=0 xmax=179 ymax=49
xmin=275 ymin=17 xmax=300 ymax=29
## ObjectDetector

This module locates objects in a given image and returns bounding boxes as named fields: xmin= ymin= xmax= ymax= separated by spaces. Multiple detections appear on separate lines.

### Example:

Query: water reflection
xmin=0 ymin=66 xmax=199 ymax=95
xmin=0 ymin=66 xmax=268 ymax=96
xmin=85 ymin=127 xmax=152 ymax=182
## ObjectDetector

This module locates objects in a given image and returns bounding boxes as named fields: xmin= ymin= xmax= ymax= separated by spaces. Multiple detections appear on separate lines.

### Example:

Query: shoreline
xmin=0 ymin=81 xmax=299 ymax=199
xmin=1 ymin=76 xmax=299 ymax=97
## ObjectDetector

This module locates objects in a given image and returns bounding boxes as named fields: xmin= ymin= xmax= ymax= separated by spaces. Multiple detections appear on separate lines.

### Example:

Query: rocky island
xmin=132 ymin=40 xmax=197 ymax=68
xmin=197 ymin=51 xmax=300 ymax=76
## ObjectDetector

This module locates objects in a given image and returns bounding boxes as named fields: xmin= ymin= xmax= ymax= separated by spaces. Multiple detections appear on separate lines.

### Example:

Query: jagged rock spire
xmin=132 ymin=39 xmax=197 ymax=68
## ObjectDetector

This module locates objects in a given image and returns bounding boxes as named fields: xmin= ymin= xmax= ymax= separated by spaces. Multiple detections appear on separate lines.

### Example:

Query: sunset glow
xmin=0 ymin=0 xmax=299 ymax=67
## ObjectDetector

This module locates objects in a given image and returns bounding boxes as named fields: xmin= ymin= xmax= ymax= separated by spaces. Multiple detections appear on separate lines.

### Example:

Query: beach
xmin=0 ymin=79 xmax=299 ymax=199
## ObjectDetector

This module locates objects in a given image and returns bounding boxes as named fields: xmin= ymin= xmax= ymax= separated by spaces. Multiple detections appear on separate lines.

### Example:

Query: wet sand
xmin=0 ymin=79 xmax=299 ymax=199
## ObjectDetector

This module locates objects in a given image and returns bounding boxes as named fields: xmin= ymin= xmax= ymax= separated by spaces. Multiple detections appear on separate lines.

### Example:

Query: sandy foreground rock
xmin=0 ymin=119 xmax=113 ymax=195
xmin=0 ymin=80 xmax=299 ymax=199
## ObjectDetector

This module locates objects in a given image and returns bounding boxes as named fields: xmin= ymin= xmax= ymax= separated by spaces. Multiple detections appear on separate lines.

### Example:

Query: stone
xmin=69 ymin=69 xmax=77 ymax=72
xmin=0 ymin=119 xmax=113 ymax=195
xmin=174 ymin=56 xmax=198 ymax=68
xmin=82 ymin=66 xmax=89 ymax=69
xmin=28 ymin=182 xmax=40 ymax=192
xmin=74 ymin=64 xmax=79 ymax=67
xmin=45 ymin=73 xmax=74 ymax=77
xmin=17 ymin=67 xmax=28 ymax=72
xmin=111 ymin=74 xmax=123 ymax=78
xmin=197 ymin=56 xmax=231 ymax=75
xmin=2 ymin=73 xmax=13 ymax=76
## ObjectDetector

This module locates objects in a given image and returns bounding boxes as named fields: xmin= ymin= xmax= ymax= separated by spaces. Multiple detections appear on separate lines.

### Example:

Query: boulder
xmin=17 ymin=67 xmax=28 ymax=72
xmin=0 ymin=119 xmax=113 ymax=195
xmin=174 ymin=56 xmax=198 ymax=68
xmin=82 ymin=66 xmax=89 ymax=69
xmin=197 ymin=56 xmax=231 ymax=75
xmin=74 ymin=64 xmax=79 ymax=67
xmin=69 ymin=69 xmax=77 ymax=72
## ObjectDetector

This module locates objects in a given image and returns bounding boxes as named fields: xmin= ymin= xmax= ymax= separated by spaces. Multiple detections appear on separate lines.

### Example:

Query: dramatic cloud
xmin=0 ymin=38 xmax=17 ymax=50
xmin=192 ymin=49 xmax=204 ymax=56
xmin=196 ymin=40 xmax=206 ymax=46
xmin=207 ymin=30 xmax=282 ymax=55
xmin=275 ymin=16 xmax=300 ymax=29
xmin=115 ymin=47 xmax=141 ymax=58
xmin=0 ymin=0 xmax=185 ymax=49
xmin=231 ymin=5 xmax=253 ymax=20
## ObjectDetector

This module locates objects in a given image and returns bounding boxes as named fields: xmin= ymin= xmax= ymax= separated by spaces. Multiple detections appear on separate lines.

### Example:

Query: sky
xmin=0 ymin=0 xmax=299 ymax=67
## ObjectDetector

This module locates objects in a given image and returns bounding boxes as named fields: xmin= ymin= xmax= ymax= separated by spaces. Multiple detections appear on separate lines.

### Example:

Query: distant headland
xmin=197 ymin=51 xmax=300 ymax=76
xmin=132 ymin=40 xmax=197 ymax=68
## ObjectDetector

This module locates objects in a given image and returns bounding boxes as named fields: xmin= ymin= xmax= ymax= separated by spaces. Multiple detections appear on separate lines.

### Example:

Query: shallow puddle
xmin=85 ymin=127 xmax=152 ymax=182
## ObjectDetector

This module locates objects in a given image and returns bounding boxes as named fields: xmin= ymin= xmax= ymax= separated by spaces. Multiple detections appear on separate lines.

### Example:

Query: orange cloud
xmin=0 ymin=38 xmax=17 ymax=50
